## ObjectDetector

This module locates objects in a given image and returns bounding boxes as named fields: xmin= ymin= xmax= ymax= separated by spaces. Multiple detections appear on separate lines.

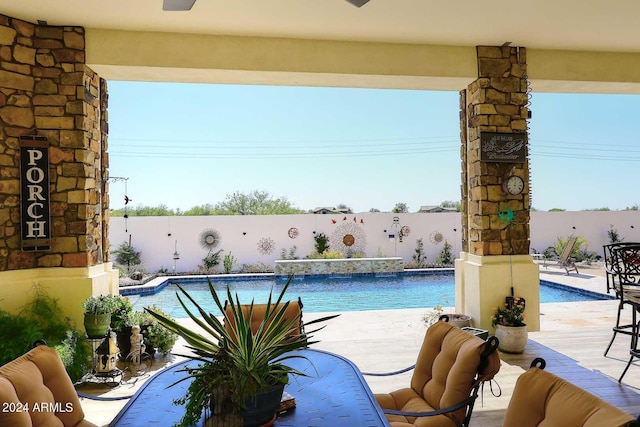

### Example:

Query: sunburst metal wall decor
xmin=429 ymin=231 xmax=443 ymax=244
xmin=331 ymin=223 xmax=367 ymax=255
xmin=257 ymin=237 xmax=276 ymax=255
xmin=199 ymin=228 xmax=221 ymax=250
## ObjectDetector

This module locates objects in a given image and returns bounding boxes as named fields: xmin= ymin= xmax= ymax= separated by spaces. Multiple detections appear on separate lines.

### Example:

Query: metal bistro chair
xmin=605 ymin=243 xmax=640 ymax=357
xmin=616 ymin=244 xmax=640 ymax=382
xmin=604 ymin=242 xmax=639 ymax=294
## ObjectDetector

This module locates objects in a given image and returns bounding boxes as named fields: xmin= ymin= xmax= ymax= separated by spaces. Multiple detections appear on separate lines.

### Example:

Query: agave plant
xmin=145 ymin=276 xmax=338 ymax=427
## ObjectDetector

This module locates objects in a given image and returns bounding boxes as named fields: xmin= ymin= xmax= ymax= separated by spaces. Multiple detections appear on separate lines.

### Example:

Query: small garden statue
xmin=129 ymin=325 xmax=145 ymax=365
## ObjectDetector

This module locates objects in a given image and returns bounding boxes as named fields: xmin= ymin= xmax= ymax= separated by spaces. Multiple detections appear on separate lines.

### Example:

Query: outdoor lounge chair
xmin=364 ymin=320 xmax=500 ymax=427
xmin=547 ymin=236 xmax=579 ymax=275
xmin=503 ymin=358 xmax=639 ymax=427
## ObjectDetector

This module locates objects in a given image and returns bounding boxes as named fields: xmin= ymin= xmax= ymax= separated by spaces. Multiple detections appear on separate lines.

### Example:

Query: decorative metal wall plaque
xmin=19 ymin=135 xmax=51 ymax=251
xmin=480 ymin=132 xmax=527 ymax=163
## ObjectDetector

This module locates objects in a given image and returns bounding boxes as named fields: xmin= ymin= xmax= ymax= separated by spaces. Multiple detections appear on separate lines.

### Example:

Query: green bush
xmin=223 ymin=251 xmax=236 ymax=274
xmin=314 ymin=232 xmax=330 ymax=253
xmin=412 ymin=238 xmax=427 ymax=268
xmin=201 ymin=249 xmax=223 ymax=273
xmin=308 ymin=250 xmax=344 ymax=259
xmin=113 ymin=241 xmax=142 ymax=271
xmin=435 ymin=241 xmax=454 ymax=266
xmin=0 ymin=288 xmax=91 ymax=382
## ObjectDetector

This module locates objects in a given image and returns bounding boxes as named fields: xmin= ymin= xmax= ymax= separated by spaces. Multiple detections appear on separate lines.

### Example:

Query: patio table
xmin=109 ymin=348 xmax=390 ymax=427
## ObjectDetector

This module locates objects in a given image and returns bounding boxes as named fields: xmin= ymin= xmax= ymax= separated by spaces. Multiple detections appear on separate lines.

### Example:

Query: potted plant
xmin=145 ymin=276 xmax=338 ymax=427
xmin=491 ymin=296 xmax=527 ymax=353
xmin=82 ymin=295 xmax=116 ymax=338
xmin=108 ymin=296 xmax=135 ymax=359
xmin=110 ymin=295 xmax=134 ymax=332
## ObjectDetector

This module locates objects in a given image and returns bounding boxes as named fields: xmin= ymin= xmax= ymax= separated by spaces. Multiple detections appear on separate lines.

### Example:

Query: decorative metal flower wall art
xmin=331 ymin=223 xmax=367 ymax=255
xmin=257 ymin=237 xmax=276 ymax=255
xmin=429 ymin=231 xmax=443 ymax=244
xmin=288 ymin=227 xmax=299 ymax=239
xmin=199 ymin=228 xmax=221 ymax=250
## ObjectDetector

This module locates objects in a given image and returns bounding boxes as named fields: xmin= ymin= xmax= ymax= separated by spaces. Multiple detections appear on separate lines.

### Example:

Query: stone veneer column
xmin=0 ymin=14 xmax=117 ymax=324
xmin=455 ymin=46 xmax=540 ymax=332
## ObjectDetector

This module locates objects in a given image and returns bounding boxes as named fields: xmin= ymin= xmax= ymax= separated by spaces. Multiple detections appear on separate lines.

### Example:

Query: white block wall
xmin=108 ymin=211 xmax=640 ymax=273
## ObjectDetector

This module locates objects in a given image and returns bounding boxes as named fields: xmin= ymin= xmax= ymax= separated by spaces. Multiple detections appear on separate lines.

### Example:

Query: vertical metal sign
xmin=19 ymin=135 xmax=51 ymax=251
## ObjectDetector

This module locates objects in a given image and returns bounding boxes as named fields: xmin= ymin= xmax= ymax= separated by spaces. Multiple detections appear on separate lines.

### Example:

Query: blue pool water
xmin=126 ymin=273 xmax=609 ymax=319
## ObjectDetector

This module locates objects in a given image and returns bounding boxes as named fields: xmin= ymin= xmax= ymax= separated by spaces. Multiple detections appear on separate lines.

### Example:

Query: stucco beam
xmin=87 ymin=29 xmax=640 ymax=94
xmin=86 ymin=28 xmax=477 ymax=90
xmin=529 ymin=49 xmax=640 ymax=94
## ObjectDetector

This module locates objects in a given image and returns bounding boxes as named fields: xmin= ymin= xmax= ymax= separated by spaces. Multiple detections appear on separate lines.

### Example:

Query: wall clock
xmin=503 ymin=175 xmax=524 ymax=195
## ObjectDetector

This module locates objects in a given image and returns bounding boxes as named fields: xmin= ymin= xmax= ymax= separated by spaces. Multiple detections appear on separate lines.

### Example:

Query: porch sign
xmin=19 ymin=135 xmax=51 ymax=251
xmin=480 ymin=132 xmax=527 ymax=163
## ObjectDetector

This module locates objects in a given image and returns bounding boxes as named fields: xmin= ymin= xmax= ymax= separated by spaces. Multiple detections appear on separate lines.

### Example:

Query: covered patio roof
xmin=3 ymin=0 xmax=640 ymax=93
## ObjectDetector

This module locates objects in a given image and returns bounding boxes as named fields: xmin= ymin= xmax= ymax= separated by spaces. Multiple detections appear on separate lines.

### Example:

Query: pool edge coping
xmin=119 ymin=269 xmax=614 ymax=302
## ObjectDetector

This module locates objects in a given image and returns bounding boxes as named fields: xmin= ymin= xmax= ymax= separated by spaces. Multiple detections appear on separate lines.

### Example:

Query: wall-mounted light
xmin=242 ymin=232 xmax=247 ymax=235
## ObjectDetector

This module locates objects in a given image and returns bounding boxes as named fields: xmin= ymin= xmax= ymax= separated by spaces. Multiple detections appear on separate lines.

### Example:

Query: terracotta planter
xmin=494 ymin=324 xmax=528 ymax=354
xmin=83 ymin=313 xmax=111 ymax=339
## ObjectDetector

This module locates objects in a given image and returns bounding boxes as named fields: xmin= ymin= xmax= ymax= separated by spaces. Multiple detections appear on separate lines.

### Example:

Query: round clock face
xmin=504 ymin=175 xmax=525 ymax=195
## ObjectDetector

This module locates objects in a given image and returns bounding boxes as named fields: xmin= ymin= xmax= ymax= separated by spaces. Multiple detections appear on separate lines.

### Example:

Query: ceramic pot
xmin=84 ymin=313 xmax=111 ymax=339
xmin=494 ymin=324 xmax=528 ymax=354
xmin=205 ymin=382 xmax=285 ymax=427
xmin=116 ymin=326 xmax=133 ymax=360
xmin=242 ymin=382 xmax=285 ymax=427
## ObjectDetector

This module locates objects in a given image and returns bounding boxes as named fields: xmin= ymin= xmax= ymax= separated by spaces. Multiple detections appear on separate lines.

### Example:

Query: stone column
xmin=456 ymin=46 xmax=540 ymax=331
xmin=0 ymin=14 xmax=117 ymax=324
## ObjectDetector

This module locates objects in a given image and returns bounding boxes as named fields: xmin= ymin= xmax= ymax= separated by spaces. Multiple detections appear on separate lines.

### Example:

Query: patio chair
xmin=603 ymin=242 xmax=639 ymax=294
xmin=223 ymin=297 xmax=306 ymax=343
xmin=0 ymin=343 xmax=97 ymax=427
xmin=364 ymin=320 xmax=500 ymax=427
xmin=611 ymin=244 xmax=640 ymax=381
xmin=503 ymin=358 xmax=639 ymax=427
xmin=550 ymin=236 xmax=579 ymax=275
xmin=604 ymin=243 xmax=640 ymax=357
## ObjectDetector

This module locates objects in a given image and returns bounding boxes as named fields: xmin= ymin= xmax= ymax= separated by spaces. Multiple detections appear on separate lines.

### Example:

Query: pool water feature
xmin=126 ymin=274 xmax=610 ymax=319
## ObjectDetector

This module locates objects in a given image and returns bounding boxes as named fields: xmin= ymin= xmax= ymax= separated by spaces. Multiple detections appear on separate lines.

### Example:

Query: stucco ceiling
xmin=3 ymin=0 xmax=640 ymax=53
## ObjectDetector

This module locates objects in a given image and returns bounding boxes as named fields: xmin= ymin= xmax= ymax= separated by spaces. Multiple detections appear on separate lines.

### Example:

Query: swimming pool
xmin=125 ymin=273 xmax=610 ymax=318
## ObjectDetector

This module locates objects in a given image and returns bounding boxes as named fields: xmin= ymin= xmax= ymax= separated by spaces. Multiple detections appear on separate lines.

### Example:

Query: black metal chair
xmin=604 ymin=242 xmax=638 ymax=294
xmin=604 ymin=243 xmax=640 ymax=357
xmin=611 ymin=245 xmax=640 ymax=381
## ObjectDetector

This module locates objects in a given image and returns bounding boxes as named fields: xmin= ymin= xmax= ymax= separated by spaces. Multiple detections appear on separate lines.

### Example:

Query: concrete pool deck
xmin=79 ymin=263 xmax=640 ymax=426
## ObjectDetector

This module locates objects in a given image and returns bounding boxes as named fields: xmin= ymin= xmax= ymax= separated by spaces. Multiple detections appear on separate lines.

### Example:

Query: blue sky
xmin=106 ymin=82 xmax=639 ymax=213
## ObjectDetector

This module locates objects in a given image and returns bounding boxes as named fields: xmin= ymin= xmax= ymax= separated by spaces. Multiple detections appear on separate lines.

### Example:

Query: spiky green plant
xmin=145 ymin=276 xmax=338 ymax=427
